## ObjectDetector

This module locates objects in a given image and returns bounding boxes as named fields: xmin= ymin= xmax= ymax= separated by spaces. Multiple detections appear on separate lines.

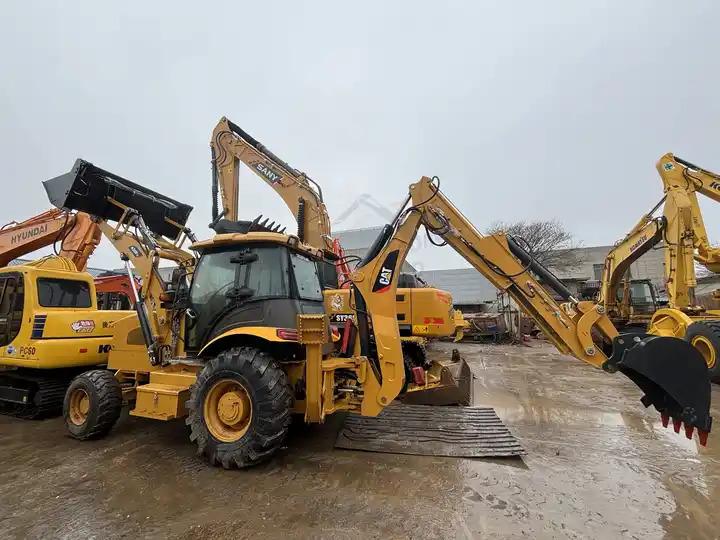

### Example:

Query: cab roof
xmin=0 ymin=256 xmax=94 ymax=280
xmin=191 ymin=231 xmax=323 ymax=260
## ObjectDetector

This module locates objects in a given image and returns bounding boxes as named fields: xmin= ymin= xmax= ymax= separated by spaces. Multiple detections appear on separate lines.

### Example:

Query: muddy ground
xmin=1 ymin=341 xmax=719 ymax=539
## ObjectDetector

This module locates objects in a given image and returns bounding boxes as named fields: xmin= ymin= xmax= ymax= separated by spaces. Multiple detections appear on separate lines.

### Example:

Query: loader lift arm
xmin=44 ymin=159 xmax=197 ymax=364
xmin=0 ymin=208 xmax=101 ymax=271
xmin=210 ymin=117 xmax=333 ymax=255
xmin=351 ymin=176 xmax=712 ymax=442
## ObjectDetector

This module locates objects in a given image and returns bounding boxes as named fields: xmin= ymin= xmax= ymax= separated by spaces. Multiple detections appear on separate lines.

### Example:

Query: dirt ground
xmin=1 ymin=341 xmax=719 ymax=539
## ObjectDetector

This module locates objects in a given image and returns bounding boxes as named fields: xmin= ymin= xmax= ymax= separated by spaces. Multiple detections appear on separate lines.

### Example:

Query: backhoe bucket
xmin=43 ymin=159 xmax=193 ymax=241
xmin=401 ymin=350 xmax=474 ymax=406
xmin=608 ymin=335 xmax=712 ymax=442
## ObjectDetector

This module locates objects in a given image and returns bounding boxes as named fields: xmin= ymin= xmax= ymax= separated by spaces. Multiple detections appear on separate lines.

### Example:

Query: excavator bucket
xmin=608 ymin=335 xmax=712 ymax=443
xmin=401 ymin=350 xmax=474 ymax=406
xmin=43 ymin=159 xmax=193 ymax=241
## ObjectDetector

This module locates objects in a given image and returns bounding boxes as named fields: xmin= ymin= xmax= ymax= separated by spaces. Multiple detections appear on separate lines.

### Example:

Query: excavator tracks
xmin=0 ymin=370 xmax=75 ymax=419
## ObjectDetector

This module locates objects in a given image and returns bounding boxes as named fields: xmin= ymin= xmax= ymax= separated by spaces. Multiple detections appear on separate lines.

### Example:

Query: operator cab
xmin=619 ymin=279 xmax=659 ymax=315
xmin=185 ymin=235 xmax=325 ymax=352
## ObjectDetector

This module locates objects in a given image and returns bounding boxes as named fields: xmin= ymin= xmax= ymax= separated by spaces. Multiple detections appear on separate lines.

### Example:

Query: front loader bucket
xmin=43 ymin=159 xmax=193 ymax=241
xmin=401 ymin=350 xmax=474 ymax=406
xmin=607 ymin=335 xmax=712 ymax=442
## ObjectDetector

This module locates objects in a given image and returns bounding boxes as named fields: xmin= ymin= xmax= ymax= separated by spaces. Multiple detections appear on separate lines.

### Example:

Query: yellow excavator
xmin=43 ymin=159 xmax=711 ymax=468
xmin=209 ymin=117 xmax=468 ymax=356
xmin=0 ymin=207 xmax=125 ymax=417
xmin=597 ymin=153 xmax=720 ymax=380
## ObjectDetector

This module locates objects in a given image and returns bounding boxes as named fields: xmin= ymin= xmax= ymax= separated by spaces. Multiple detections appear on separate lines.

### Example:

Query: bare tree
xmin=486 ymin=219 xmax=582 ymax=271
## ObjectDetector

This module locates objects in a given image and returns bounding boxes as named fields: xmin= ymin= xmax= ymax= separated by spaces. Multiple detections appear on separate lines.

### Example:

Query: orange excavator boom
xmin=0 ymin=208 xmax=101 ymax=271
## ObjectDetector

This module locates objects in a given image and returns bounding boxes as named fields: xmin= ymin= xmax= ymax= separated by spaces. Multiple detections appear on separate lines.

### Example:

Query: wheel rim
xmin=203 ymin=379 xmax=252 ymax=442
xmin=68 ymin=388 xmax=90 ymax=426
xmin=691 ymin=335 xmax=717 ymax=369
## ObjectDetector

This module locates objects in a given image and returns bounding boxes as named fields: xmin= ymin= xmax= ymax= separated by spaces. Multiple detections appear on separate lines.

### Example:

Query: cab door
xmin=0 ymin=272 xmax=24 ymax=347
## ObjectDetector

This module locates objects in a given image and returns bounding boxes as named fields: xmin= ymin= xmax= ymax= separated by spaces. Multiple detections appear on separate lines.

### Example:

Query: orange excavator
xmin=0 ymin=209 xmax=101 ymax=270
xmin=0 ymin=208 xmax=134 ymax=308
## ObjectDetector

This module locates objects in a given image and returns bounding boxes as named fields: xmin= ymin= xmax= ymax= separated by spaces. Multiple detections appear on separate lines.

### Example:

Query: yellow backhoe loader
xmin=209 ymin=118 xmax=467 ymax=357
xmin=44 ymin=159 xmax=712 ymax=468
xmin=597 ymin=153 xmax=720 ymax=380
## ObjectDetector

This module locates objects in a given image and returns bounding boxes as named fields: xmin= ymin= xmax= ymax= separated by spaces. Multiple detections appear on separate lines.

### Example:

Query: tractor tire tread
xmin=63 ymin=370 xmax=122 ymax=440
xmin=187 ymin=346 xmax=292 ymax=469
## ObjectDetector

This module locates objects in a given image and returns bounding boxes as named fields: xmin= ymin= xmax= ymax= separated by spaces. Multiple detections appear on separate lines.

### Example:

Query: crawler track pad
xmin=335 ymin=404 xmax=525 ymax=458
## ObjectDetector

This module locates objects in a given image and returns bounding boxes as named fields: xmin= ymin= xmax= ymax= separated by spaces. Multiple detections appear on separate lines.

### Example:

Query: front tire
xmin=684 ymin=321 xmax=720 ymax=383
xmin=186 ymin=347 xmax=292 ymax=469
xmin=63 ymin=370 xmax=122 ymax=440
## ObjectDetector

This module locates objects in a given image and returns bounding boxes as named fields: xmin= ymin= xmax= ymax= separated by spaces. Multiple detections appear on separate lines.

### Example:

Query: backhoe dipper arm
xmin=352 ymin=176 xmax=712 ymax=440
xmin=658 ymin=154 xmax=720 ymax=307
xmin=211 ymin=117 xmax=334 ymax=254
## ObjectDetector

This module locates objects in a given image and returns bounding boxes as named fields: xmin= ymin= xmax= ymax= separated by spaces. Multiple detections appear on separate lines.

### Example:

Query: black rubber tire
xmin=63 ymin=370 xmax=122 ymax=440
xmin=186 ymin=347 xmax=292 ymax=469
xmin=684 ymin=321 xmax=720 ymax=383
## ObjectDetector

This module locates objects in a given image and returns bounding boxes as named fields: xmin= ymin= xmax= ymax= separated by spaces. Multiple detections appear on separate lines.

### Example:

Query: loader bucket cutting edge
xmin=400 ymin=355 xmax=474 ymax=406
xmin=43 ymin=158 xmax=193 ymax=241
xmin=610 ymin=335 xmax=712 ymax=440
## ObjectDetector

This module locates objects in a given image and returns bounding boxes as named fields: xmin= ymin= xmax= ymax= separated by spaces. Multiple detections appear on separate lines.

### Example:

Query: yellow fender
xmin=648 ymin=308 xmax=694 ymax=338
xmin=198 ymin=326 xmax=295 ymax=357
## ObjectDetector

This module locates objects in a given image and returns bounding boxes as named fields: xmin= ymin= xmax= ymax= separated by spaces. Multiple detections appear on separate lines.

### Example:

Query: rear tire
xmin=684 ymin=321 xmax=720 ymax=383
xmin=186 ymin=347 xmax=292 ymax=469
xmin=63 ymin=370 xmax=122 ymax=440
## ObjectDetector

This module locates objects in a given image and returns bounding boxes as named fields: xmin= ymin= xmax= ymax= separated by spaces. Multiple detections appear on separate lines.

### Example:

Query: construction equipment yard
xmin=2 ymin=340 xmax=717 ymax=539
xmin=3 ymin=5 xmax=720 ymax=539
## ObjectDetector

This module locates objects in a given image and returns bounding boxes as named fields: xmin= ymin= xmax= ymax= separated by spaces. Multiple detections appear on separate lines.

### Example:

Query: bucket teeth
xmin=685 ymin=424 xmax=695 ymax=440
xmin=661 ymin=413 xmax=670 ymax=428
xmin=699 ymin=430 xmax=709 ymax=446
xmin=673 ymin=418 xmax=682 ymax=433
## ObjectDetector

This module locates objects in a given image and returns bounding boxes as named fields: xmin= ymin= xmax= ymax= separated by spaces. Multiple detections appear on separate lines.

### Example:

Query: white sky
xmin=1 ymin=1 xmax=719 ymax=271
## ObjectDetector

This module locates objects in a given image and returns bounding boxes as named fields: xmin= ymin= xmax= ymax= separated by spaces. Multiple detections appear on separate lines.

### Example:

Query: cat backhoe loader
xmin=597 ymin=153 xmax=720 ymax=380
xmin=45 ymin=160 xmax=711 ymax=468
xmin=0 ymin=207 xmax=137 ymax=417
xmin=210 ymin=117 xmax=467 ymax=366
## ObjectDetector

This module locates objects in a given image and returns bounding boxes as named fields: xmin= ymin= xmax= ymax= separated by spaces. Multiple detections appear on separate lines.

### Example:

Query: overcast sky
xmin=1 ymin=1 xmax=719 ymax=271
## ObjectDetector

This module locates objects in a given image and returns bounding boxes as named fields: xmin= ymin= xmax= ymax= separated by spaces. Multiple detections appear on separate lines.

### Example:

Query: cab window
xmin=290 ymin=252 xmax=322 ymax=301
xmin=37 ymin=278 xmax=92 ymax=308
xmin=189 ymin=247 xmax=289 ymax=308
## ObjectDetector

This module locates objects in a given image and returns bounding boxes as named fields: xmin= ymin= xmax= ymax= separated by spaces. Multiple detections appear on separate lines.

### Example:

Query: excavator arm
xmin=351 ymin=176 xmax=712 ymax=442
xmin=0 ymin=208 xmax=101 ymax=271
xmin=210 ymin=117 xmax=333 ymax=255
xmin=597 ymin=211 xmax=666 ymax=319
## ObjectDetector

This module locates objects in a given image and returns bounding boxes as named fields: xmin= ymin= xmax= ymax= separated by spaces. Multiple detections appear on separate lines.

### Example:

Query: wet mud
xmin=1 ymin=342 xmax=719 ymax=539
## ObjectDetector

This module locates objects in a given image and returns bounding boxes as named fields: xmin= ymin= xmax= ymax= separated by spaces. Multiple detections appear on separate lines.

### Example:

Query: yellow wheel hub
xmin=691 ymin=335 xmax=717 ymax=369
xmin=68 ymin=388 xmax=90 ymax=426
xmin=203 ymin=379 xmax=252 ymax=443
